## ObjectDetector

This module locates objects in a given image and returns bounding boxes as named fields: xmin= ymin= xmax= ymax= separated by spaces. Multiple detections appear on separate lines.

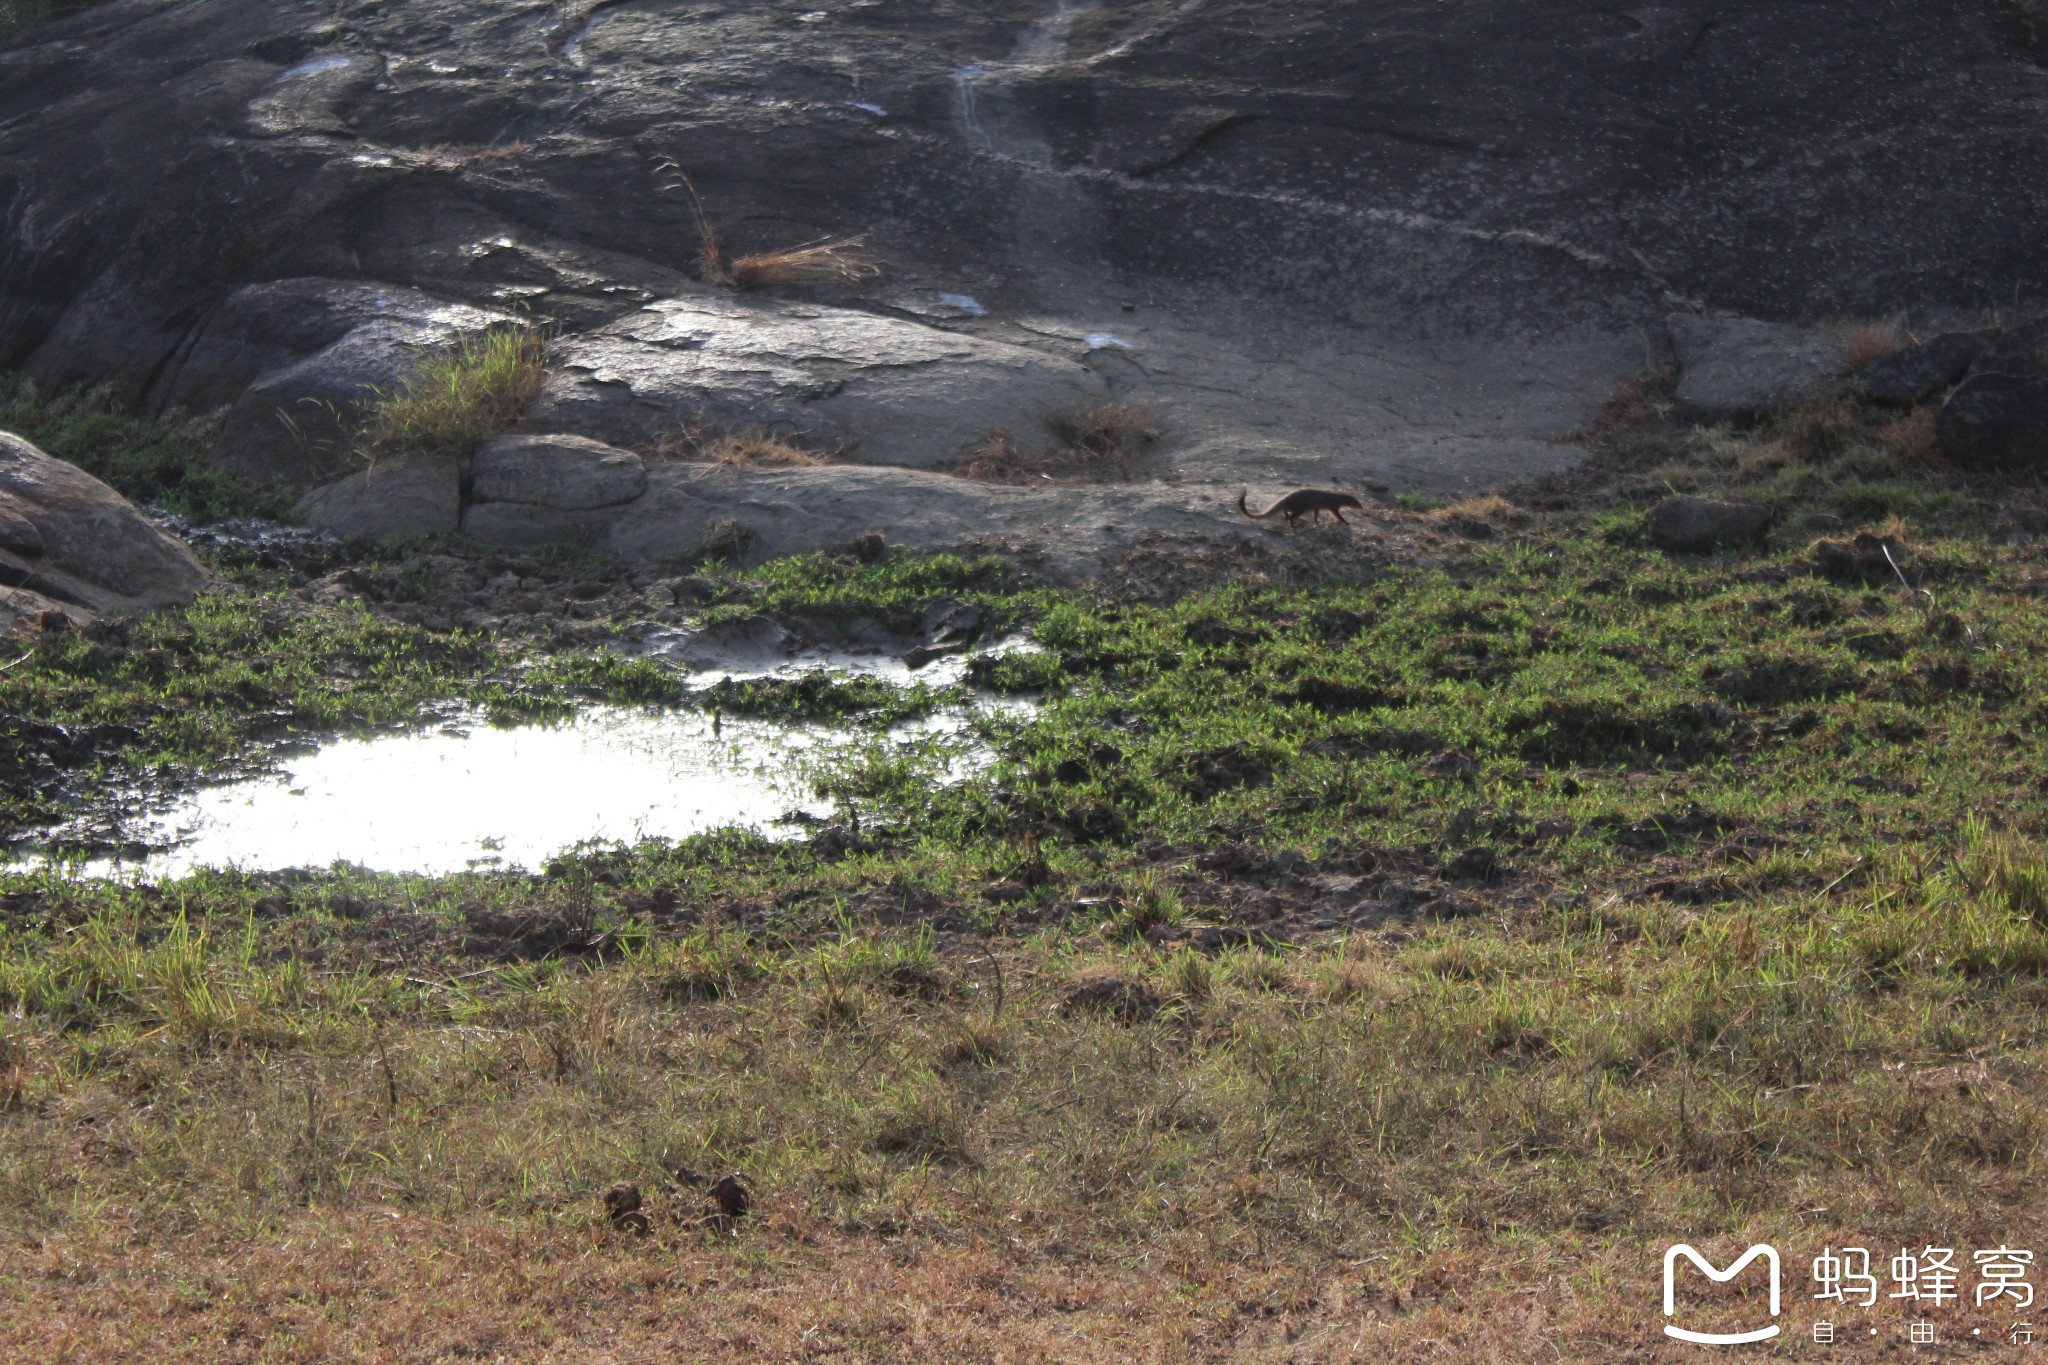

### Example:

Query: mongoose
xmin=1237 ymin=488 xmax=1365 ymax=527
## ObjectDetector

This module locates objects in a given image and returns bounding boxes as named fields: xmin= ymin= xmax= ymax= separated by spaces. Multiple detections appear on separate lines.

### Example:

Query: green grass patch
xmin=0 ymin=374 xmax=281 ymax=519
xmin=356 ymin=327 xmax=547 ymax=464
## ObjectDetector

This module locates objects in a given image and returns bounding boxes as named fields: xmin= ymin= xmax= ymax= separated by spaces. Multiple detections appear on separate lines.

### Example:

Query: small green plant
xmin=356 ymin=327 xmax=547 ymax=465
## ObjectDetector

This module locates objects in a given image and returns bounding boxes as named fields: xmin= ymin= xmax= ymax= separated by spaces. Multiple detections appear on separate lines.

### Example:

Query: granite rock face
xmin=8 ymin=0 xmax=2048 ymax=401
xmin=9 ymin=0 xmax=2048 ymax=572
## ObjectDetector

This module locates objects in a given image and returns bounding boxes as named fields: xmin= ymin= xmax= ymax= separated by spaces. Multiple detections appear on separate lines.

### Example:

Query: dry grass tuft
xmin=699 ymin=429 xmax=833 ymax=470
xmin=1879 ymin=405 xmax=1940 ymax=462
xmin=653 ymin=160 xmax=732 ymax=284
xmin=731 ymin=238 xmax=879 ymax=290
xmin=954 ymin=403 xmax=1159 ymax=484
xmin=1046 ymin=401 xmax=1157 ymax=465
xmin=1835 ymin=322 xmax=1908 ymax=372
xmin=1429 ymin=493 xmax=1524 ymax=523
xmin=1424 ymin=492 xmax=1529 ymax=539
xmin=653 ymin=160 xmax=878 ymax=289
xmin=1778 ymin=393 xmax=1866 ymax=462
xmin=950 ymin=427 xmax=1029 ymax=482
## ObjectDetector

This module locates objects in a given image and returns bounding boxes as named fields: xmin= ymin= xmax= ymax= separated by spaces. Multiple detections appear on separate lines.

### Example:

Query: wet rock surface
xmin=6 ymin=0 xmax=2047 ymax=570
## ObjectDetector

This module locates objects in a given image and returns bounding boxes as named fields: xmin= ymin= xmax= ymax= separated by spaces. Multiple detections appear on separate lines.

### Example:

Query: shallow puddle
xmin=30 ymin=701 xmax=1016 ymax=881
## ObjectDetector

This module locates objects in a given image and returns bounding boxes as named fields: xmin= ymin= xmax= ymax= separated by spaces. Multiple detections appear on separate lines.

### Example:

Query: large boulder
xmin=523 ymin=295 xmax=1110 ymax=468
xmin=0 ymin=431 xmax=209 ymax=623
xmin=1857 ymin=330 xmax=1996 ymax=408
xmin=1935 ymin=375 xmax=2048 ymax=471
xmin=1933 ymin=317 xmax=2048 ymax=469
xmin=1668 ymin=315 xmax=1846 ymax=424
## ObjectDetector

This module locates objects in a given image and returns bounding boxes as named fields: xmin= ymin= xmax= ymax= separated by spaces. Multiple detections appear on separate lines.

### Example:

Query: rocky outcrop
xmin=1668 ymin=315 xmax=1845 ymax=424
xmin=0 ymin=431 xmax=208 ymax=625
xmin=10 ymin=0 xmax=2048 ymax=562
xmin=7 ymin=0 xmax=2048 ymax=411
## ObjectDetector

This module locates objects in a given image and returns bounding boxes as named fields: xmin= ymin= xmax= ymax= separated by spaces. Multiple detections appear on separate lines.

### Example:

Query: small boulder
xmin=470 ymin=433 xmax=648 ymax=509
xmin=0 ymin=431 xmax=209 ymax=624
xmin=295 ymin=456 xmax=462 ymax=542
xmin=1935 ymin=374 xmax=2048 ymax=470
xmin=1647 ymin=495 xmax=1773 ymax=553
xmin=1857 ymin=330 xmax=1997 ymax=408
xmin=1668 ymin=314 xmax=1847 ymax=423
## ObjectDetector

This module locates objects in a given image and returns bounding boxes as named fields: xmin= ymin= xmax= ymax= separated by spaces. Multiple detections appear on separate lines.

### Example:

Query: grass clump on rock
xmin=356 ymin=326 xmax=547 ymax=465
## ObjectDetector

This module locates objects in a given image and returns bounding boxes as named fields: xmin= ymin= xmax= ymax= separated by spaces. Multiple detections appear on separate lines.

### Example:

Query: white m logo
xmin=1663 ymin=1243 xmax=1782 ymax=1344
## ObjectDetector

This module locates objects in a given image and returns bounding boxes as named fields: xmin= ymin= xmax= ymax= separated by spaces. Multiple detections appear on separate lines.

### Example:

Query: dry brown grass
xmin=1835 ymin=321 xmax=1908 ymax=372
xmin=653 ymin=160 xmax=878 ymax=289
xmin=703 ymin=429 xmax=832 ymax=469
xmin=1880 ymin=404 xmax=1940 ymax=461
xmin=949 ymin=427 xmax=1030 ymax=482
xmin=660 ymin=425 xmax=836 ymax=469
xmin=654 ymin=160 xmax=732 ymax=285
xmin=951 ymin=404 xmax=1160 ymax=485
xmin=1047 ymin=400 xmax=1157 ymax=464
xmin=730 ymin=237 xmax=879 ymax=290
xmin=1426 ymin=492 xmax=1527 ymax=534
